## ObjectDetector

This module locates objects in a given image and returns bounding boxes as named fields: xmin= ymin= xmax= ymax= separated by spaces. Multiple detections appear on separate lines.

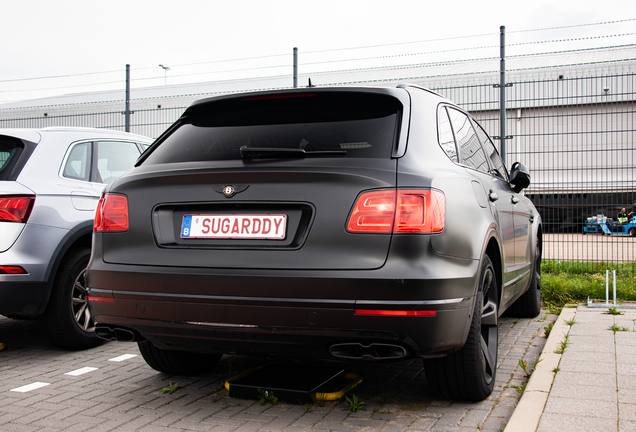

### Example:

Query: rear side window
xmin=143 ymin=92 xmax=402 ymax=164
xmin=0 ymin=136 xmax=25 ymax=181
xmin=63 ymin=142 xmax=91 ymax=181
xmin=437 ymin=107 xmax=458 ymax=163
xmin=63 ymin=141 xmax=141 ymax=184
xmin=447 ymin=108 xmax=489 ymax=174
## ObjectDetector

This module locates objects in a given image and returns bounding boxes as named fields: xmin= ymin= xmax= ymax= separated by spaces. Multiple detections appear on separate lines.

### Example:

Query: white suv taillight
xmin=94 ymin=194 xmax=129 ymax=232
xmin=0 ymin=196 xmax=35 ymax=223
xmin=347 ymin=190 xmax=445 ymax=233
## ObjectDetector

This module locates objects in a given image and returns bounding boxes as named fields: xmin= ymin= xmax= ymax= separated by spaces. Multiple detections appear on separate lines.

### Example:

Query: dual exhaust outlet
xmin=95 ymin=325 xmax=143 ymax=342
xmin=329 ymin=342 xmax=409 ymax=360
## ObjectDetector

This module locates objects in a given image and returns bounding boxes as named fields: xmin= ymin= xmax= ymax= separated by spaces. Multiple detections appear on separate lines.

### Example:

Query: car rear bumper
xmin=87 ymin=252 xmax=480 ymax=360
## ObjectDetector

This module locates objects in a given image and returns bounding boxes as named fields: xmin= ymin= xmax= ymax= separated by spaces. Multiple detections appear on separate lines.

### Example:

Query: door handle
xmin=489 ymin=191 xmax=499 ymax=202
xmin=511 ymin=196 xmax=519 ymax=204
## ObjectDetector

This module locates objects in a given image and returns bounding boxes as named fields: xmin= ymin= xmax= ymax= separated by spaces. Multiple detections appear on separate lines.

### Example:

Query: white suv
xmin=0 ymin=127 xmax=152 ymax=349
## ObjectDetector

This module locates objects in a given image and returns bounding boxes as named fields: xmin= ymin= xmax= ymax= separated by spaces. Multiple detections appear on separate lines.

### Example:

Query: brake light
xmin=94 ymin=194 xmax=129 ymax=232
xmin=355 ymin=310 xmax=436 ymax=317
xmin=347 ymin=190 xmax=445 ymax=233
xmin=0 ymin=196 xmax=35 ymax=223
xmin=242 ymin=93 xmax=316 ymax=101
xmin=0 ymin=266 xmax=27 ymax=274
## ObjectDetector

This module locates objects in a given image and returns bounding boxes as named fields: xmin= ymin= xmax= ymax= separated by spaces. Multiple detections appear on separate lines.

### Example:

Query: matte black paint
xmin=87 ymin=86 xmax=541 ymax=362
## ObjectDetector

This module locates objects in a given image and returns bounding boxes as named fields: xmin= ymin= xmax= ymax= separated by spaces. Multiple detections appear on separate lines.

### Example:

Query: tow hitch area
xmin=225 ymin=363 xmax=363 ymax=405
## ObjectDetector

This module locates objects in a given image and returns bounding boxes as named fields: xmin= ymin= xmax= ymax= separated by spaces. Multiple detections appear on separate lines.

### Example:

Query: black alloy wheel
xmin=72 ymin=268 xmax=93 ymax=332
xmin=424 ymin=255 xmax=498 ymax=401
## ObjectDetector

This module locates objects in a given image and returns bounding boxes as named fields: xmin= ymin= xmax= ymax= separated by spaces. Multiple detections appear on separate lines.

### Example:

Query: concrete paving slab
xmin=537 ymin=412 xmax=617 ymax=432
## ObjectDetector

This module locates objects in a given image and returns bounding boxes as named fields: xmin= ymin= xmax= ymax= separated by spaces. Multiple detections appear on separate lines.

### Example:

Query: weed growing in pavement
xmin=343 ymin=394 xmax=367 ymax=412
xmin=604 ymin=307 xmax=624 ymax=316
xmin=519 ymin=359 xmax=530 ymax=377
xmin=379 ymin=393 xmax=392 ymax=405
xmin=311 ymin=394 xmax=326 ymax=407
xmin=609 ymin=324 xmax=630 ymax=333
xmin=510 ymin=382 xmax=526 ymax=395
xmin=543 ymin=322 xmax=554 ymax=338
xmin=565 ymin=318 xmax=576 ymax=326
xmin=554 ymin=335 xmax=569 ymax=354
xmin=552 ymin=367 xmax=560 ymax=373
xmin=257 ymin=388 xmax=278 ymax=406
xmin=161 ymin=381 xmax=179 ymax=395
xmin=303 ymin=403 xmax=312 ymax=413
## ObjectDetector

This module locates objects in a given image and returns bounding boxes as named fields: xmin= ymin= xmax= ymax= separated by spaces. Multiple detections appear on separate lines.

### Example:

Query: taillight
xmin=0 ymin=196 xmax=35 ymax=223
xmin=347 ymin=189 xmax=445 ymax=234
xmin=94 ymin=194 xmax=129 ymax=232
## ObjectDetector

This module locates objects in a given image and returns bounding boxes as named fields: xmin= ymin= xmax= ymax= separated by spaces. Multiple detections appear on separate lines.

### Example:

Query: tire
xmin=629 ymin=228 xmax=636 ymax=237
xmin=38 ymin=247 xmax=102 ymax=350
xmin=506 ymin=235 xmax=542 ymax=318
xmin=423 ymin=255 xmax=498 ymax=401
xmin=138 ymin=341 xmax=222 ymax=375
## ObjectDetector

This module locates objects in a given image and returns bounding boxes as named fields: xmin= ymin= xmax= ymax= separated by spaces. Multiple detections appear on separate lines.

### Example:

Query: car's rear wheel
xmin=629 ymin=228 xmax=636 ymax=237
xmin=138 ymin=341 xmax=222 ymax=375
xmin=39 ymin=246 xmax=102 ymax=350
xmin=506 ymin=235 xmax=542 ymax=318
xmin=424 ymin=255 xmax=498 ymax=401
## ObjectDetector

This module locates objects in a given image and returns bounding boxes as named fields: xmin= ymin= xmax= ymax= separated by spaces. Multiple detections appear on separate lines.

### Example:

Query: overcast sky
xmin=1 ymin=0 xmax=635 ymax=103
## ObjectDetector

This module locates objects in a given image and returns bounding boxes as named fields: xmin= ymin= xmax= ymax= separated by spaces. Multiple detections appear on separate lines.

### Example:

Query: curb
xmin=503 ymin=306 xmax=577 ymax=432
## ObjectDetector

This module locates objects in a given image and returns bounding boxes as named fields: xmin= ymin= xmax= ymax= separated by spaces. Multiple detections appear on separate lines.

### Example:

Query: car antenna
xmin=307 ymin=78 xmax=315 ymax=88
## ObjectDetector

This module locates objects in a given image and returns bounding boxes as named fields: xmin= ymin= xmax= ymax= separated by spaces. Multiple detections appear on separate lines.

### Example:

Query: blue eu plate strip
xmin=181 ymin=215 xmax=192 ymax=237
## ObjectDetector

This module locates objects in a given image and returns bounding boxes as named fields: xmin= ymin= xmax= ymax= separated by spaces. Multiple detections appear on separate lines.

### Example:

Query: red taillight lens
xmin=0 ymin=266 xmax=28 ymax=274
xmin=94 ymin=194 xmax=129 ymax=232
xmin=354 ymin=310 xmax=436 ymax=317
xmin=395 ymin=190 xmax=445 ymax=233
xmin=347 ymin=190 xmax=445 ymax=233
xmin=0 ymin=196 xmax=35 ymax=223
xmin=347 ymin=190 xmax=396 ymax=233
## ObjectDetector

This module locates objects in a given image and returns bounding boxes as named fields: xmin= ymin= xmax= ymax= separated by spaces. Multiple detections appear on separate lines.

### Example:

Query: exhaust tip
xmin=329 ymin=343 xmax=408 ymax=360
xmin=95 ymin=326 xmax=143 ymax=342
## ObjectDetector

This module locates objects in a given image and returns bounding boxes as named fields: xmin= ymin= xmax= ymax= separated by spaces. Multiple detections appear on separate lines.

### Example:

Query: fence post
xmin=125 ymin=64 xmax=131 ymax=132
xmin=293 ymin=47 xmax=298 ymax=89
xmin=499 ymin=26 xmax=507 ymax=162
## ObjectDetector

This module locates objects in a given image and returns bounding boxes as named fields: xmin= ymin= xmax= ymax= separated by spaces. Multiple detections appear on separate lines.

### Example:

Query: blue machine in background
xmin=583 ymin=216 xmax=636 ymax=236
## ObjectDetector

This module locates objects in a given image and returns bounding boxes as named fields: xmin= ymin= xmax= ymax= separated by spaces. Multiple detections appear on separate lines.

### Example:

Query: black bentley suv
xmin=86 ymin=85 xmax=542 ymax=401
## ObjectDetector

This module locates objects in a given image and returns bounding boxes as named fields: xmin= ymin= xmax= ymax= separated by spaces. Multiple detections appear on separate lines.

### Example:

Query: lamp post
xmin=158 ymin=64 xmax=170 ymax=86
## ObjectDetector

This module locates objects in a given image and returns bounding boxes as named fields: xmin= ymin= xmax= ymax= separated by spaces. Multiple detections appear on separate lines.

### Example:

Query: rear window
xmin=0 ymin=136 xmax=26 ymax=181
xmin=142 ymin=92 xmax=402 ymax=164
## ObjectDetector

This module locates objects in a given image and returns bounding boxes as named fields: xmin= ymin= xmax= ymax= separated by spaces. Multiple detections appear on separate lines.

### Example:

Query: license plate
xmin=181 ymin=214 xmax=287 ymax=239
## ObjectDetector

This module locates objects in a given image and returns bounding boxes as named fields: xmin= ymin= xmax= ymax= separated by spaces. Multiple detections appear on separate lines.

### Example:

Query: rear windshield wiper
xmin=239 ymin=146 xmax=346 ymax=159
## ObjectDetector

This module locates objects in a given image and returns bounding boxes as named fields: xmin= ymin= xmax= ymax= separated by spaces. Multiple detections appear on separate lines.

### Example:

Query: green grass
xmin=541 ymin=261 xmax=636 ymax=307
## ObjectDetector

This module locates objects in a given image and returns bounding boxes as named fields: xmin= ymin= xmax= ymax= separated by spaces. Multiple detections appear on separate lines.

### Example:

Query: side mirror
xmin=510 ymin=162 xmax=531 ymax=192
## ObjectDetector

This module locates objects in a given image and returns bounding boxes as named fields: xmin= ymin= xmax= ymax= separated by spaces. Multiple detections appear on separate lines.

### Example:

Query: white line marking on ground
xmin=65 ymin=367 xmax=98 ymax=376
xmin=108 ymin=354 xmax=137 ymax=362
xmin=11 ymin=382 xmax=50 ymax=393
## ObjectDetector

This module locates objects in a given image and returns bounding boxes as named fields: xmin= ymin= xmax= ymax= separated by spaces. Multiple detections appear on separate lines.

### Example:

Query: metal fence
xmin=1 ymin=61 xmax=635 ymax=271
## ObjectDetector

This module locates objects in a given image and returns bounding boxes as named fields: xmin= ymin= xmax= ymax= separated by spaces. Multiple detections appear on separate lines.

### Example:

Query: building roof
xmin=1 ymin=44 xmax=634 ymax=111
